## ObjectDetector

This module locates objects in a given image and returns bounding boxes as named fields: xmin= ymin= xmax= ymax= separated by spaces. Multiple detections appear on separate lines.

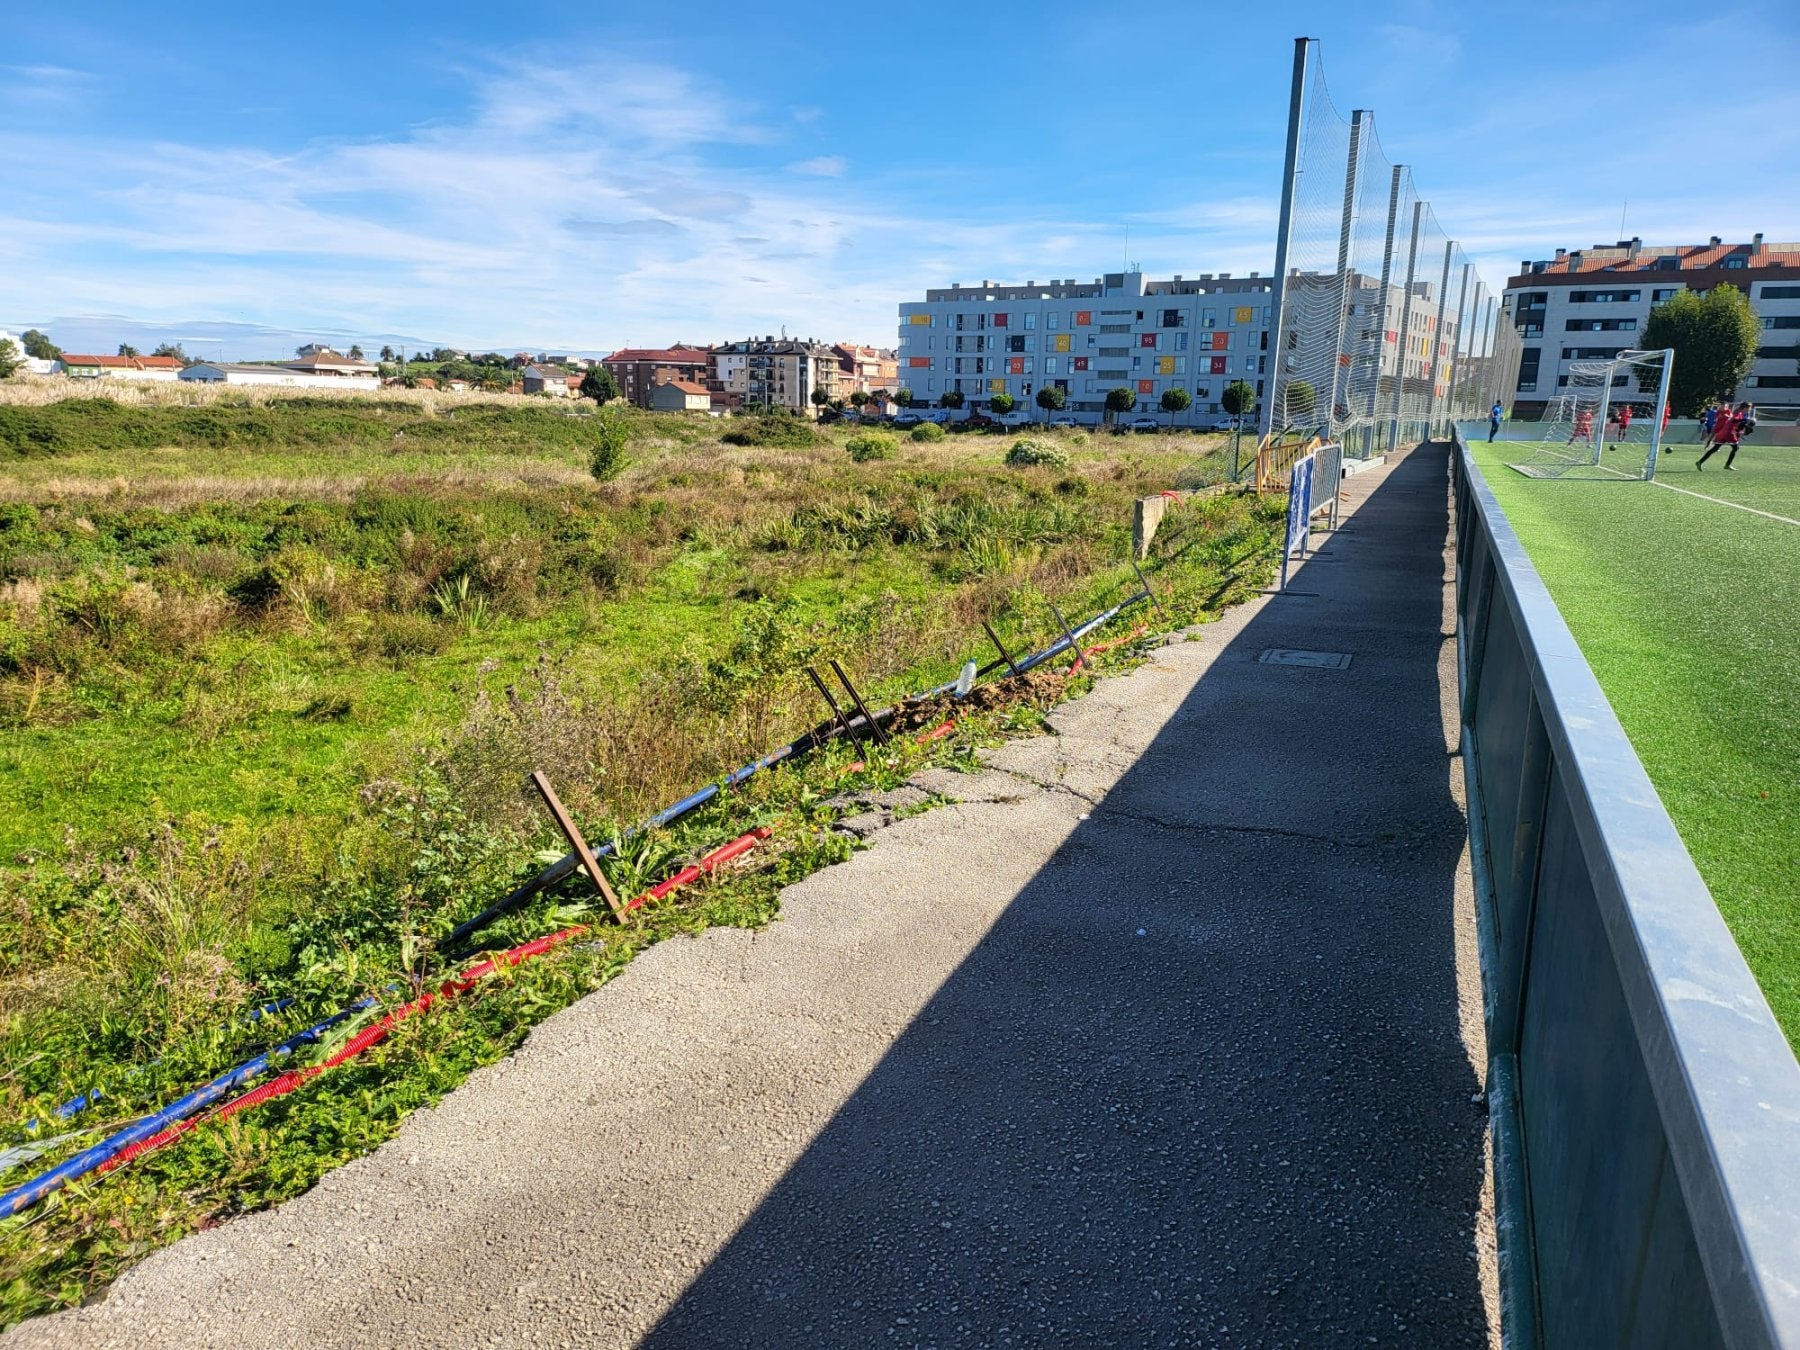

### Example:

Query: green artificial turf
xmin=1472 ymin=438 xmax=1800 ymax=1046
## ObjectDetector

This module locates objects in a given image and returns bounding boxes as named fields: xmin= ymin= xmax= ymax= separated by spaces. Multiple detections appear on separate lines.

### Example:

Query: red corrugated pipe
xmin=96 ymin=828 xmax=771 ymax=1177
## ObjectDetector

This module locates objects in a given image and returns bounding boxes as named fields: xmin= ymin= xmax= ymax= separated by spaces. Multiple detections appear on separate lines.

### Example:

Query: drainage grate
xmin=1258 ymin=648 xmax=1352 ymax=669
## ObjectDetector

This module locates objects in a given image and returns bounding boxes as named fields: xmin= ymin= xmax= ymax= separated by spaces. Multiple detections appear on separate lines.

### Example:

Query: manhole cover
xmin=1259 ymin=649 xmax=1352 ymax=669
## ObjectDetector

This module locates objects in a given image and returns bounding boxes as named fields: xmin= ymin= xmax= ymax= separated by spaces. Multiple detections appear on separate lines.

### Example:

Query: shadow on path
xmin=643 ymin=445 xmax=1488 ymax=1347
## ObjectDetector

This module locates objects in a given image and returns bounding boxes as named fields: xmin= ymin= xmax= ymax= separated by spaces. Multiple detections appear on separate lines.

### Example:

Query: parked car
xmin=1205 ymin=415 xmax=1241 ymax=432
xmin=1126 ymin=415 xmax=1162 ymax=432
xmin=892 ymin=411 xmax=923 ymax=428
xmin=994 ymin=410 xmax=1032 ymax=428
xmin=1048 ymin=414 xmax=1079 ymax=428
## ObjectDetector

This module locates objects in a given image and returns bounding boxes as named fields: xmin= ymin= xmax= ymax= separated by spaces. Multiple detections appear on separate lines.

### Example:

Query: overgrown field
xmin=0 ymin=395 xmax=1280 ymax=1322
xmin=1471 ymin=437 xmax=1800 ymax=1048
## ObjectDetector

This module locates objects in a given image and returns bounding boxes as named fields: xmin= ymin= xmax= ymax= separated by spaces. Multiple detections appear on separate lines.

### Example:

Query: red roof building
xmin=600 ymin=345 xmax=713 ymax=407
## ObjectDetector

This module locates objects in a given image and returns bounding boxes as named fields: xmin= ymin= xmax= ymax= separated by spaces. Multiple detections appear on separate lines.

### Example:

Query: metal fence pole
xmin=1364 ymin=164 xmax=1404 ymax=458
xmin=1425 ymin=240 xmax=1455 ymax=438
xmin=1327 ymin=108 xmax=1365 ymax=442
xmin=1448 ymin=266 xmax=1473 ymax=422
xmin=1387 ymin=200 xmax=1423 ymax=452
xmin=1260 ymin=35 xmax=1311 ymax=445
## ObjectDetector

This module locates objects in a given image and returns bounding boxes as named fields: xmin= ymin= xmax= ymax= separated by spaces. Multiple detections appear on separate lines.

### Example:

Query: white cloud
xmin=787 ymin=155 xmax=847 ymax=178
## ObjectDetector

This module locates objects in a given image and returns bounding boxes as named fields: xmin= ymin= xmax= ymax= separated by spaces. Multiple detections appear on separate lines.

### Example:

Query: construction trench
xmin=6 ymin=445 xmax=1498 ymax=1348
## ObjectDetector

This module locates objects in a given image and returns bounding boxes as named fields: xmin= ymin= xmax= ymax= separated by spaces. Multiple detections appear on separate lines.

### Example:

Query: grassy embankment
xmin=0 ymin=392 xmax=1282 ymax=1322
xmin=1472 ymin=438 xmax=1800 ymax=1047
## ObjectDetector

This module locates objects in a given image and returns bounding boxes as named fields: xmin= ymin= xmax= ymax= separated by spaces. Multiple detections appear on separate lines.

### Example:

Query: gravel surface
xmin=9 ymin=444 xmax=1496 ymax=1349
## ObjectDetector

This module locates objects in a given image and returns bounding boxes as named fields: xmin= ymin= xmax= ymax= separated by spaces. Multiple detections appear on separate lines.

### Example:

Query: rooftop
xmin=1514 ymin=235 xmax=1800 ymax=279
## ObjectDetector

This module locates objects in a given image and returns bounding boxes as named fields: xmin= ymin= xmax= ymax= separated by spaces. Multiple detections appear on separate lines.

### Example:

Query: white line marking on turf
xmin=1650 ymin=480 xmax=1800 ymax=527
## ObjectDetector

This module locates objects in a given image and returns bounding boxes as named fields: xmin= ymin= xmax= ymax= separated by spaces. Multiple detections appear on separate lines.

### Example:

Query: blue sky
xmin=4 ymin=0 xmax=1797 ymax=357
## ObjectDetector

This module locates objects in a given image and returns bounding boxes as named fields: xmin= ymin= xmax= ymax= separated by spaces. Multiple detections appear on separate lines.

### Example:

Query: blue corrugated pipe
xmin=0 ymin=998 xmax=372 ymax=1218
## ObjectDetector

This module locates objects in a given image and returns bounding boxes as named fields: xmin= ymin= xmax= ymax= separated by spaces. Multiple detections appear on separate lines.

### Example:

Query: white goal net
xmin=1509 ymin=349 xmax=1674 ymax=480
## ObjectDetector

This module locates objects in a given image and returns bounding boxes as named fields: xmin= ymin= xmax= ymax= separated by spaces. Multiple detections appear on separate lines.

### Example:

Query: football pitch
xmin=1470 ymin=433 xmax=1800 ymax=1047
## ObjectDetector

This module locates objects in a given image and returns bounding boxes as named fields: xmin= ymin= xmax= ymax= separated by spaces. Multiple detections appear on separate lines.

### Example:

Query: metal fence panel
xmin=1450 ymin=423 xmax=1800 ymax=1349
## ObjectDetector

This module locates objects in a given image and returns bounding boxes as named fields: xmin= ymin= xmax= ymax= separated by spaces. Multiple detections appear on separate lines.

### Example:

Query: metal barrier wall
xmin=1451 ymin=425 xmax=1800 ymax=1349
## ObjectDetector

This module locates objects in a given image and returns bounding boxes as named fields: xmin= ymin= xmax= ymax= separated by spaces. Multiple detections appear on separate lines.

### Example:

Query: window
xmin=1517 ymin=346 xmax=1541 ymax=392
xmin=1023 ymin=312 xmax=1037 ymax=329
xmin=1652 ymin=288 xmax=1680 ymax=301
xmin=1563 ymin=318 xmax=1636 ymax=332
xmin=1760 ymin=285 xmax=1800 ymax=300
xmin=1161 ymin=308 xmax=1186 ymax=328
xmin=1008 ymin=335 xmax=1026 ymax=352
xmin=1174 ymin=332 xmax=1188 ymax=350
xmin=1202 ymin=308 xmax=1216 ymax=329
xmin=1140 ymin=333 xmax=1158 ymax=349
xmin=1243 ymin=357 xmax=1256 ymax=372
xmin=1763 ymin=316 xmax=1800 ymax=329
xmin=1569 ymin=289 xmax=1642 ymax=304
xmin=1196 ymin=384 xmax=1210 ymax=399
xmin=1047 ymin=312 xmax=1061 ymax=329
xmin=993 ymin=312 xmax=1009 ymax=328
xmin=1749 ymin=374 xmax=1800 ymax=388
xmin=1655 ymin=256 xmax=1679 ymax=270
xmin=1045 ymin=357 xmax=1058 ymax=375
xmin=1757 ymin=345 xmax=1798 ymax=359
xmin=1723 ymin=257 xmax=1747 ymax=269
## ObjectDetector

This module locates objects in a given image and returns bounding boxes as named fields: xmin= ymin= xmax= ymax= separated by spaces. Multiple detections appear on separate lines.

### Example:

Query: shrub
xmin=1004 ymin=438 xmax=1069 ymax=469
xmin=910 ymin=422 xmax=946 ymax=443
xmin=589 ymin=411 xmax=629 ymax=481
xmin=720 ymin=413 xmax=819 ymax=448
xmin=845 ymin=432 xmax=897 ymax=463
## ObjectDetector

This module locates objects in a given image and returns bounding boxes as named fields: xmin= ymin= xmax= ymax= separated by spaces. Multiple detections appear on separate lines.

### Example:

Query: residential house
xmin=55 ymin=353 xmax=186 ymax=382
xmin=522 ymin=364 xmax=573 ymax=396
xmin=285 ymin=351 xmax=379 ymax=378
xmin=649 ymin=379 xmax=712 ymax=413
xmin=601 ymin=345 xmax=713 ymax=408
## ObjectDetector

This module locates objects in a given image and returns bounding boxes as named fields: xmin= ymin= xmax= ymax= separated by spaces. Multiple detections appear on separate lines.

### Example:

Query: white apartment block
xmin=713 ymin=337 xmax=840 ymax=414
xmin=1505 ymin=235 xmax=1800 ymax=415
xmin=896 ymin=270 xmax=1274 ymax=425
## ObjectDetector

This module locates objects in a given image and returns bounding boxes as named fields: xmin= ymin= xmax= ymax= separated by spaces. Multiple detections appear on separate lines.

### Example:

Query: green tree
xmin=1221 ymin=379 xmax=1256 ymax=420
xmin=893 ymin=388 xmax=914 ymax=407
xmin=0 ymin=338 xmax=21 ymax=380
xmin=848 ymin=390 xmax=869 ymax=410
xmin=151 ymin=343 xmax=188 ymax=364
xmin=1104 ymin=386 xmax=1137 ymax=424
xmin=810 ymin=387 xmax=831 ymax=410
xmin=21 ymin=329 xmax=60 ymax=360
xmin=1159 ymin=385 xmax=1192 ymax=428
xmin=940 ymin=388 xmax=965 ymax=410
xmin=117 ymin=343 xmax=140 ymax=358
xmin=380 ymin=345 xmax=396 ymax=362
xmin=1279 ymin=378 xmax=1316 ymax=425
xmin=1035 ymin=384 xmax=1067 ymax=423
xmin=988 ymin=390 xmax=1016 ymax=416
xmin=579 ymin=365 xmax=621 ymax=404
xmin=1640 ymin=286 xmax=1761 ymax=416
xmin=348 ymin=344 xmax=365 ymax=361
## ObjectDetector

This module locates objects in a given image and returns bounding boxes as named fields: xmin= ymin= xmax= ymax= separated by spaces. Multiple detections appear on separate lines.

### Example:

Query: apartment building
xmin=1504 ymin=235 xmax=1800 ymax=415
xmin=1277 ymin=269 xmax=1460 ymax=424
xmin=601 ymin=345 xmax=713 ymax=408
xmin=712 ymin=337 xmax=841 ymax=413
xmin=833 ymin=343 xmax=899 ymax=399
xmin=895 ymin=271 xmax=1273 ymax=424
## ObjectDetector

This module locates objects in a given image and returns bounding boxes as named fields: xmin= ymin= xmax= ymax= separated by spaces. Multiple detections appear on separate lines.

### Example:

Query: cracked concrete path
xmin=9 ymin=444 xmax=1495 ymax=1348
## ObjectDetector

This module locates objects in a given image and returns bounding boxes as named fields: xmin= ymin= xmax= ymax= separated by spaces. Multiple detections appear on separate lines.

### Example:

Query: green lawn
xmin=1472 ymin=436 xmax=1800 ymax=1046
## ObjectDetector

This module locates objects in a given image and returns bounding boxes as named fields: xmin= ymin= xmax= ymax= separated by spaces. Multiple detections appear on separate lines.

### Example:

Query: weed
xmin=845 ymin=433 xmax=897 ymax=463
xmin=1005 ymin=439 xmax=1070 ymax=469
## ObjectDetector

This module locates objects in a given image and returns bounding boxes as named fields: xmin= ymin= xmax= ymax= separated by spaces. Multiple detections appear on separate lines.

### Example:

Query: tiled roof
xmin=603 ymin=346 xmax=711 ymax=364
xmin=1517 ymin=241 xmax=1800 ymax=277
xmin=61 ymin=353 xmax=182 ymax=368
xmin=664 ymin=379 xmax=710 ymax=395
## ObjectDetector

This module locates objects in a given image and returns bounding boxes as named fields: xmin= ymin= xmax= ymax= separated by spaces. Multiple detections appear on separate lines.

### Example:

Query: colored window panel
xmin=990 ymin=378 xmax=1006 ymax=393
xmin=1210 ymin=356 xmax=1227 ymax=374
xmin=1211 ymin=332 xmax=1229 ymax=350
xmin=1139 ymin=333 xmax=1157 ymax=348
xmin=1234 ymin=307 xmax=1254 ymax=323
xmin=1073 ymin=356 xmax=1090 ymax=371
xmin=908 ymin=356 xmax=931 ymax=368
xmin=1052 ymin=334 xmax=1071 ymax=352
xmin=1009 ymin=358 xmax=1025 ymax=374
xmin=909 ymin=314 xmax=932 ymax=325
xmin=993 ymin=313 xmax=1009 ymax=328
xmin=1157 ymin=356 xmax=1175 ymax=375
xmin=1074 ymin=311 xmax=1092 ymax=326
xmin=1137 ymin=379 xmax=1155 ymax=395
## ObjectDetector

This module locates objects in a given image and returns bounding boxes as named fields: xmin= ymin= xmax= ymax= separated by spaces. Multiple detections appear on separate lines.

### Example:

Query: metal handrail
xmin=1451 ymin=424 xmax=1800 ymax=1348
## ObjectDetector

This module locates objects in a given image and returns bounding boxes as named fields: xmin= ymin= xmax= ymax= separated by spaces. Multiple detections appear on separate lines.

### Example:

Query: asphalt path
xmin=10 ymin=443 xmax=1495 ymax=1348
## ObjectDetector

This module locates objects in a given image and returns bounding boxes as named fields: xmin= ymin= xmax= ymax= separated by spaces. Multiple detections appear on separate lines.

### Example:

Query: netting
xmin=1506 ymin=350 xmax=1672 ymax=480
xmin=1265 ymin=41 xmax=1501 ymax=458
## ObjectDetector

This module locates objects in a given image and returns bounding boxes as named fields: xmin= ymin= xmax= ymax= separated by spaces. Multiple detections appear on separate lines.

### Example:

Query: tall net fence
xmin=1265 ymin=41 xmax=1512 ymax=458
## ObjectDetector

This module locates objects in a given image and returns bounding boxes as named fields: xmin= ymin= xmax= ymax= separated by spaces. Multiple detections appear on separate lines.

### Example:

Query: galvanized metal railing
xmin=1451 ymin=424 xmax=1800 ymax=1349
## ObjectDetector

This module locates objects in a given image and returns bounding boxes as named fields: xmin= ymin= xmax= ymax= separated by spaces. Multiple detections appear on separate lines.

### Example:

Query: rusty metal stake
xmin=981 ymin=621 xmax=1021 ymax=677
xmin=1046 ymin=599 xmax=1085 ymax=672
xmin=1130 ymin=559 xmax=1168 ymax=624
xmin=829 ymin=658 xmax=889 ymax=745
xmin=529 ymin=771 xmax=626 ymax=924
xmin=806 ymin=666 xmax=867 ymax=756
